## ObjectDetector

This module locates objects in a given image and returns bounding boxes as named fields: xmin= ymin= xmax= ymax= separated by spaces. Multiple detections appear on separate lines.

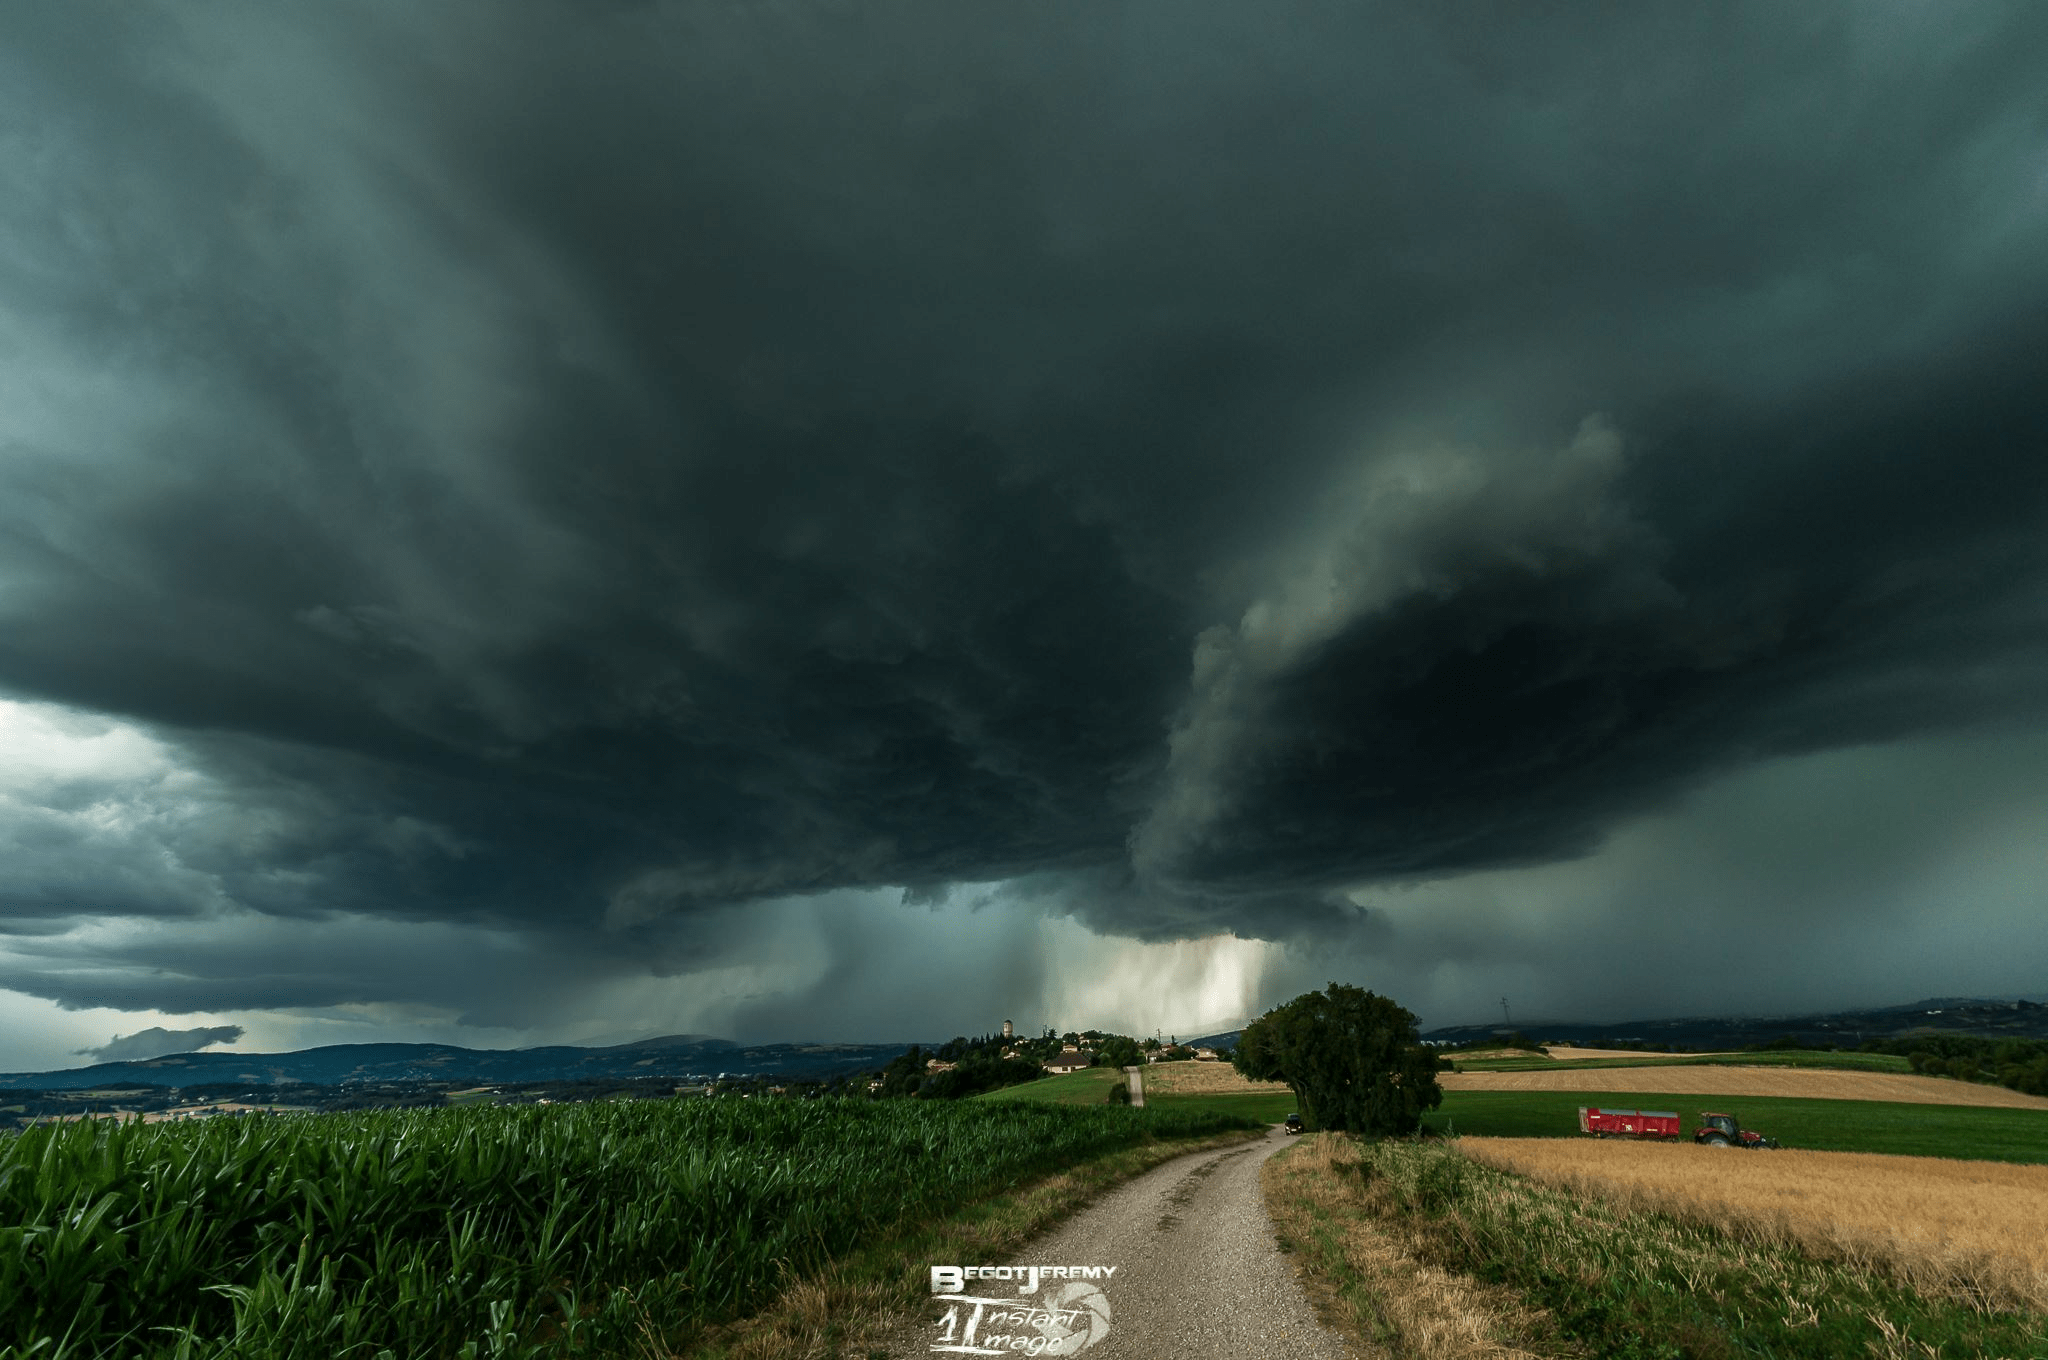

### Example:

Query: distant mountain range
xmin=1176 ymin=997 xmax=2048 ymax=1056
xmin=1418 ymin=996 xmax=2048 ymax=1049
xmin=0 ymin=1035 xmax=918 ymax=1092
xmin=11 ymin=995 xmax=2042 ymax=1093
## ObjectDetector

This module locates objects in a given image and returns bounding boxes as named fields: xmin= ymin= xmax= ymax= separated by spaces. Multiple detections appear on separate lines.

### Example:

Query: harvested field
xmin=1442 ymin=1064 xmax=2048 ymax=1109
xmin=1461 ymin=1136 xmax=2048 ymax=1314
xmin=1330 ymin=1138 xmax=2048 ymax=1355
xmin=1542 ymin=1045 xmax=1734 ymax=1060
xmin=1142 ymin=1061 xmax=1290 ymax=1096
xmin=1444 ymin=1047 xmax=1541 ymax=1062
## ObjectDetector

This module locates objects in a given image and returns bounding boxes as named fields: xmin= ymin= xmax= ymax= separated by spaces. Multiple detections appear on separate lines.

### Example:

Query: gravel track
xmin=892 ymin=1127 xmax=1352 ymax=1358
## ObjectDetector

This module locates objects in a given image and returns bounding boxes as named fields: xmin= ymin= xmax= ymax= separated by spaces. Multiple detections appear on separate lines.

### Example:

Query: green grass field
xmin=978 ymin=1073 xmax=1310 ymax=1122
xmin=1422 ymin=1089 xmax=2048 ymax=1162
xmin=976 ymin=1071 xmax=1306 ymax=1126
xmin=1146 ymin=1092 xmax=1298 ymax=1124
xmin=1046 ymin=1079 xmax=2048 ymax=1163
xmin=973 ymin=1067 xmax=1127 ymax=1104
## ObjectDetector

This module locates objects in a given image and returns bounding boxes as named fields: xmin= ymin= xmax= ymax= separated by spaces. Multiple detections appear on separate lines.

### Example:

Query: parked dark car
xmin=1283 ymin=1112 xmax=1304 ymax=1134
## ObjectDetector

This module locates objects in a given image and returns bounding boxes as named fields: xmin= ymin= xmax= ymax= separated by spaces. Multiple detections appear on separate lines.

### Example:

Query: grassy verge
xmin=684 ymin=1127 xmax=1263 ymax=1358
xmin=1265 ymin=1134 xmax=2048 ymax=1360
xmin=1425 ymin=1090 xmax=2048 ymax=1162
xmin=1263 ymin=1135 xmax=1546 ymax=1358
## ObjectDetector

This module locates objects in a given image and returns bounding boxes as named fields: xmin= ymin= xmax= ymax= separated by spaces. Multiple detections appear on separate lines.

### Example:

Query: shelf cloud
xmin=79 ymin=1025 xmax=244 ymax=1065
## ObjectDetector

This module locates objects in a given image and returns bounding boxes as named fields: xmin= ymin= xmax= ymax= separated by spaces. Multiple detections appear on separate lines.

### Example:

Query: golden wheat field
xmin=1140 ymin=1061 xmax=1290 ymax=1095
xmin=1439 ymin=1064 xmax=2048 ymax=1109
xmin=1460 ymin=1137 xmax=2048 ymax=1313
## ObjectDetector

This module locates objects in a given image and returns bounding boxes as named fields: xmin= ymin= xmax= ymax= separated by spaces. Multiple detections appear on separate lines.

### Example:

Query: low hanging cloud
xmin=1131 ymin=415 xmax=1668 ymax=891
xmin=81 ymin=1025 xmax=244 ymax=1065
xmin=0 ymin=3 xmax=2045 ymax=1039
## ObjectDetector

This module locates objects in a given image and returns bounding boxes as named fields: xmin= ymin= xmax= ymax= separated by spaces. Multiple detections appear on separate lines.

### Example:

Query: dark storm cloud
xmin=0 ymin=908 xmax=625 ymax=1017
xmin=718 ymin=887 xmax=1054 ymax=1043
xmin=1266 ymin=727 xmax=2048 ymax=1027
xmin=81 ymin=1024 xmax=242 ymax=1064
xmin=2 ymin=2 xmax=2047 ymax=1014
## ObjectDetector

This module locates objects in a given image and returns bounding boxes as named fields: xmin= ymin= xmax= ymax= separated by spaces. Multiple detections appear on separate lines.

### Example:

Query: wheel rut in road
xmin=1152 ymin=1145 xmax=1250 ymax=1233
xmin=896 ymin=1127 xmax=1353 ymax=1358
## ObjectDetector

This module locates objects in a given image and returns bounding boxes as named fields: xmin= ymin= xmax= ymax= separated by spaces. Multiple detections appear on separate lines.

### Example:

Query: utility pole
xmin=1500 ymin=997 xmax=1512 ymax=1029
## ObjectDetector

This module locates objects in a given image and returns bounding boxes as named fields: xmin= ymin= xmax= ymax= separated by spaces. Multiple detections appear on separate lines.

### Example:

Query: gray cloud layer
xmin=2 ymin=2 xmax=2046 ymax=1028
xmin=80 ymin=1025 xmax=244 ymax=1065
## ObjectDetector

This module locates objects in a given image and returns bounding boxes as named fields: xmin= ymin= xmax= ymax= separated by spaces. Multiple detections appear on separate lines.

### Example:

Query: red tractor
xmin=1693 ymin=1111 xmax=1780 ymax=1149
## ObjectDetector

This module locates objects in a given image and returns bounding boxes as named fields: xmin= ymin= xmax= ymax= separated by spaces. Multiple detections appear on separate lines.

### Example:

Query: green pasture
xmin=974 ymin=1066 xmax=1126 ymax=1104
xmin=1146 ymin=1092 xmax=1298 ymax=1124
xmin=978 ymin=1070 xmax=1307 ymax=1126
xmin=974 ymin=1069 xmax=1308 ymax=1125
xmin=1423 ymin=1089 xmax=2048 ymax=1162
xmin=1112 ymin=1080 xmax=2048 ymax=1162
xmin=441 ymin=1088 xmax=500 ymax=1107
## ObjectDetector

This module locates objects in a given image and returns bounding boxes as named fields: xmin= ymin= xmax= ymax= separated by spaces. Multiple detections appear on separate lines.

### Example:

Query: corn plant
xmin=1 ymin=1098 xmax=1250 ymax=1358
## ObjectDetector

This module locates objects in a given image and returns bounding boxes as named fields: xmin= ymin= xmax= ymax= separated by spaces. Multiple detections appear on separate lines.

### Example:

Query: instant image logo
xmin=927 ymin=1264 xmax=1115 ymax=1355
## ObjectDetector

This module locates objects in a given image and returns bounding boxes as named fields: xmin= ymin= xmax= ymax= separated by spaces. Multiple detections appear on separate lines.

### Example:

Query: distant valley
xmin=1417 ymin=995 xmax=2048 ymax=1049
xmin=0 ymin=1034 xmax=915 ymax=1093
xmin=7 ymin=995 xmax=2045 ymax=1099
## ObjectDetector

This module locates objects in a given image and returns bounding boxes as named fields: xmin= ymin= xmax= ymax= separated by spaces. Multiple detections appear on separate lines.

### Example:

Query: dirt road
xmin=896 ymin=1127 xmax=1351 ymax=1357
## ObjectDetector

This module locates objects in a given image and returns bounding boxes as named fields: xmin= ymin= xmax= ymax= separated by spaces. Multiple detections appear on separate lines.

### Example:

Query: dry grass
xmin=1542 ymin=1045 xmax=1733 ymax=1060
xmin=1441 ymin=1064 xmax=2048 ymax=1108
xmin=1141 ymin=1061 xmax=1290 ymax=1095
xmin=1460 ymin=1137 xmax=2048 ymax=1315
xmin=1445 ymin=1047 xmax=1548 ymax=1063
xmin=1263 ymin=1134 xmax=1551 ymax=1358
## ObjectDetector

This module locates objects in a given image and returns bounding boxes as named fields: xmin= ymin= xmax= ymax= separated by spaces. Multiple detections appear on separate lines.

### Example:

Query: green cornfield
xmin=1 ymin=1097 xmax=1254 ymax=1359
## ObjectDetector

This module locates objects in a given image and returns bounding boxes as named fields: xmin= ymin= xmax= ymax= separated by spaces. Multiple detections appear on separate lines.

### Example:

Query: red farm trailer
xmin=1578 ymin=1106 xmax=1681 ymax=1139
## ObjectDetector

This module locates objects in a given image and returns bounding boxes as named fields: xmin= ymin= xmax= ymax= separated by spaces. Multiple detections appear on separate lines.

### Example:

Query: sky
xmin=4 ymin=2 xmax=2048 ymax=1073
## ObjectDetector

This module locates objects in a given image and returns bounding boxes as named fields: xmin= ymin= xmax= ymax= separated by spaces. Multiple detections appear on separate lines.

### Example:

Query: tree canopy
xmin=1231 ymin=983 xmax=1443 ymax=1134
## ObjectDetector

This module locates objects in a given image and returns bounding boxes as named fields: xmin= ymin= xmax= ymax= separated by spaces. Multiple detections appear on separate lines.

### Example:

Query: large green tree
xmin=1094 ymin=1035 xmax=1144 ymax=1069
xmin=1232 ymin=983 xmax=1443 ymax=1134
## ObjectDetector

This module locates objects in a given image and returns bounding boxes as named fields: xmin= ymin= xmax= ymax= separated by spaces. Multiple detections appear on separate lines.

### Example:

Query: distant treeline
xmin=1737 ymin=1034 xmax=2048 ymax=1097
xmin=856 ymin=1028 xmax=1190 ymax=1100
xmin=1857 ymin=1035 xmax=2048 ymax=1097
xmin=872 ymin=1044 xmax=1044 ymax=1100
xmin=1437 ymin=1031 xmax=1549 ymax=1054
xmin=1721 ymin=1034 xmax=2045 ymax=1096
